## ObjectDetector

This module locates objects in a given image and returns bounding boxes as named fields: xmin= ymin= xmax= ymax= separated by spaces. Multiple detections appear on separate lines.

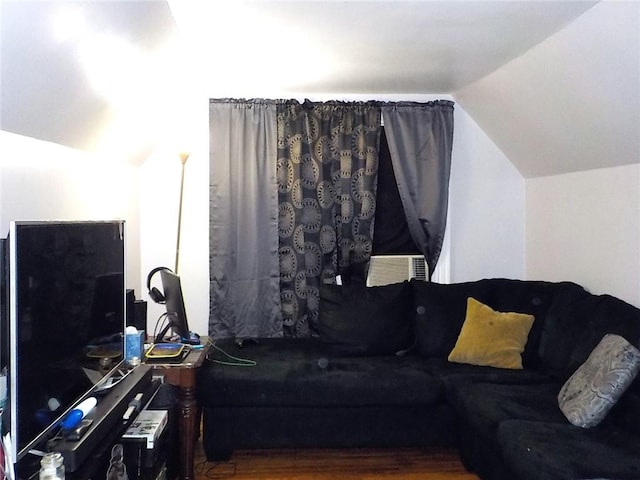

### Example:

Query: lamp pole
xmin=175 ymin=152 xmax=189 ymax=274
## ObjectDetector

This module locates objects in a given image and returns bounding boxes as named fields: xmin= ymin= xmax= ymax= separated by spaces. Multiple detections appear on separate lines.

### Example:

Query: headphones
xmin=146 ymin=266 xmax=173 ymax=304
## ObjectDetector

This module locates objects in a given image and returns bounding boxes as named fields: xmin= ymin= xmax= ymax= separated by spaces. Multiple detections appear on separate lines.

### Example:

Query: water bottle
xmin=39 ymin=452 xmax=65 ymax=480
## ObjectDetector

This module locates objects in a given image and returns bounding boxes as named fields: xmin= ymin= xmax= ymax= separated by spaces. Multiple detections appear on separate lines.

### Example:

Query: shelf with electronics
xmin=12 ymin=363 xmax=178 ymax=480
xmin=0 ymin=221 xmax=182 ymax=480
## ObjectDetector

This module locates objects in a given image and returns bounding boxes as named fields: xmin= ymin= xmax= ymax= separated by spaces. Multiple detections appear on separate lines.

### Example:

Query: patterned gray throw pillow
xmin=558 ymin=333 xmax=640 ymax=428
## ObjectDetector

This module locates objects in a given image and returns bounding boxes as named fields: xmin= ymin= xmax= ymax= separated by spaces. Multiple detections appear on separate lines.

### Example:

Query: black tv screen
xmin=5 ymin=220 xmax=126 ymax=461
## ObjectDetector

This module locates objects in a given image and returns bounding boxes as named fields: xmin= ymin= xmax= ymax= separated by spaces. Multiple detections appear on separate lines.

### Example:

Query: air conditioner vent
xmin=412 ymin=256 xmax=427 ymax=281
xmin=366 ymin=255 xmax=428 ymax=287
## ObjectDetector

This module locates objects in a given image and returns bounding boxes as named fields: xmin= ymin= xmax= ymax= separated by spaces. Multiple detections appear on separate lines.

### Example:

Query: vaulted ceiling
xmin=1 ymin=1 xmax=638 ymax=177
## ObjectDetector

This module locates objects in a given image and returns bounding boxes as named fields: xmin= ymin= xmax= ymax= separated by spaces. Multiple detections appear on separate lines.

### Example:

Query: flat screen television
xmin=3 ymin=220 xmax=127 ymax=463
xmin=155 ymin=269 xmax=199 ymax=345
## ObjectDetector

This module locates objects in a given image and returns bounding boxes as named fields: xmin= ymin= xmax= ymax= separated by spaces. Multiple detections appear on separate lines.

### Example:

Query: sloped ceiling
xmin=0 ymin=0 xmax=179 ymax=163
xmin=454 ymin=0 xmax=640 ymax=178
xmin=1 ymin=0 xmax=638 ymax=177
xmin=167 ymin=1 xmax=598 ymax=95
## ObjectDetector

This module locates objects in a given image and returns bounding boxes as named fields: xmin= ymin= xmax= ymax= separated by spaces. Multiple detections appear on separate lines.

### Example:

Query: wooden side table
xmin=147 ymin=340 xmax=209 ymax=480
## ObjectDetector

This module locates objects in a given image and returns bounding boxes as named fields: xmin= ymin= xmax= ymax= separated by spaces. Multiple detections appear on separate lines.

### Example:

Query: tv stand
xmin=17 ymin=365 xmax=156 ymax=479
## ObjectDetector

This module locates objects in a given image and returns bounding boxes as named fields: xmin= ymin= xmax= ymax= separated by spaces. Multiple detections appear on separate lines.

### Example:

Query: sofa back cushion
xmin=557 ymin=333 xmax=640 ymax=428
xmin=573 ymin=295 xmax=640 ymax=364
xmin=411 ymin=280 xmax=489 ymax=358
xmin=537 ymin=288 xmax=640 ymax=379
xmin=610 ymin=387 xmax=640 ymax=434
xmin=412 ymin=278 xmax=640 ymax=379
xmin=412 ymin=278 xmax=565 ymax=367
xmin=317 ymin=281 xmax=414 ymax=356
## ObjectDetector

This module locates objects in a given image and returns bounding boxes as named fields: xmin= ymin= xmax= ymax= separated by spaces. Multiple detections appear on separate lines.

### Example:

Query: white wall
xmin=138 ymin=98 xmax=210 ymax=338
xmin=138 ymin=145 xmax=210 ymax=338
xmin=526 ymin=164 xmax=640 ymax=308
xmin=0 ymin=131 xmax=142 ymax=293
xmin=448 ymin=108 xmax=526 ymax=282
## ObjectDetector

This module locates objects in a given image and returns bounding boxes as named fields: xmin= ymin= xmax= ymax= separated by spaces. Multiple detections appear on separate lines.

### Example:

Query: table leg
xmin=177 ymin=384 xmax=199 ymax=480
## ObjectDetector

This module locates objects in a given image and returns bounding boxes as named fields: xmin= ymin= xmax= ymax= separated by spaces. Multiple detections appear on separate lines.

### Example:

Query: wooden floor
xmin=193 ymin=441 xmax=481 ymax=480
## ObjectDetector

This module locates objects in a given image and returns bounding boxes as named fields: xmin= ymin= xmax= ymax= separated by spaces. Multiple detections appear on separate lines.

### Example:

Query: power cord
xmin=205 ymin=341 xmax=256 ymax=367
xmin=152 ymin=312 xmax=171 ymax=342
xmin=194 ymin=458 xmax=237 ymax=479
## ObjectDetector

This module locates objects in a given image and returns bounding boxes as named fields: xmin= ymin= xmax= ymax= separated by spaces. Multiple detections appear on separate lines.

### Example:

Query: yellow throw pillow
xmin=448 ymin=297 xmax=535 ymax=369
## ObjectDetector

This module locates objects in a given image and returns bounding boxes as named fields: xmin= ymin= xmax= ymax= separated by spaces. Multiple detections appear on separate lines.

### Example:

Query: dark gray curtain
xmin=277 ymin=100 xmax=381 ymax=336
xmin=209 ymin=99 xmax=282 ymax=339
xmin=381 ymin=101 xmax=454 ymax=278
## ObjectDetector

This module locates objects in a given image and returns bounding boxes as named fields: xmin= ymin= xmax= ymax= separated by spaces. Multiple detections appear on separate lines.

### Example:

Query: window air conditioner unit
xmin=366 ymin=255 xmax=428 ymax=287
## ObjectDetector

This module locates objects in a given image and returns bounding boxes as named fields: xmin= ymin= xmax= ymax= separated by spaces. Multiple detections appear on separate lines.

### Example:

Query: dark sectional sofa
xmin=197 ymin=278 xmax=640 ymax=480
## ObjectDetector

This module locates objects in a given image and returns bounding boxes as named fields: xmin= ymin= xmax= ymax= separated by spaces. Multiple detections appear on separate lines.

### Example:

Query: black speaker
xmin=126 ymin=289 xmax=135 ymax=326
xmin=132 ymin=300 xmax=148 ymax=338
xmin=126 ymin=290 xmax=147 ymax=338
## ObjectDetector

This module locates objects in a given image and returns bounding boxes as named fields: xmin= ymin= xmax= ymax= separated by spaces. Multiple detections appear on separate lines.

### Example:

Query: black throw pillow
xmin=316 ymin=281 xmax=414 ymax=356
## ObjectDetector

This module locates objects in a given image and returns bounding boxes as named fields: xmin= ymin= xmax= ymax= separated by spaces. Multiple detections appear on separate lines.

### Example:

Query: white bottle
xmin=39 ymin=452 xmax=65 ymax=480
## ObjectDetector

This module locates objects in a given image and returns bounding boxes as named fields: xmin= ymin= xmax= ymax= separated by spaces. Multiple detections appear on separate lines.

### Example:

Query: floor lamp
xmin=175 ymin=152 xmax=189 ymax=274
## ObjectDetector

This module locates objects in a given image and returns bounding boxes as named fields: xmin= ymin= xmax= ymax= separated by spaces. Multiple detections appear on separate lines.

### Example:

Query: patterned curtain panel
xmin=276 ymin=100 xmax=381 ymax=337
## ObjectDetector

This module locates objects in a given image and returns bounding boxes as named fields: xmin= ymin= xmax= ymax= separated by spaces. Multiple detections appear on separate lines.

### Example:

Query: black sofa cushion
xmin=411 ymin=278 xmax=583 ymax=369
xmin=198 ymin=338 xmax=444 ymax=408
xmin=412 ymin=279 xmax=492 ymax=359
xmin=449 ymin=381 xmax=568 ymax=479
xmin=499 ymin=419 xmax=640 ymax=480
xmin=610 ymin=389 xmax=640 ymax=434
xmin=450 ymin=381 xmax=568 ymax=437
xmin=425 ymin=358 xmax=555 ymax=402
xmin=565 ymin=294 xmax=640 ymax=377
xmin=317 ymin=281 xmax=414 ymax=356
xmin=537 ymin=290 xmax=640 ymax=379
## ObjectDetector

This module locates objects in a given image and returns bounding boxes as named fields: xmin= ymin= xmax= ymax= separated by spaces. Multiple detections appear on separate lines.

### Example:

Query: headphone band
xmin=146 ymin=266 xmax=173 ymax=304
xmin=146 ymin=266 xmax=173 ymax=291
